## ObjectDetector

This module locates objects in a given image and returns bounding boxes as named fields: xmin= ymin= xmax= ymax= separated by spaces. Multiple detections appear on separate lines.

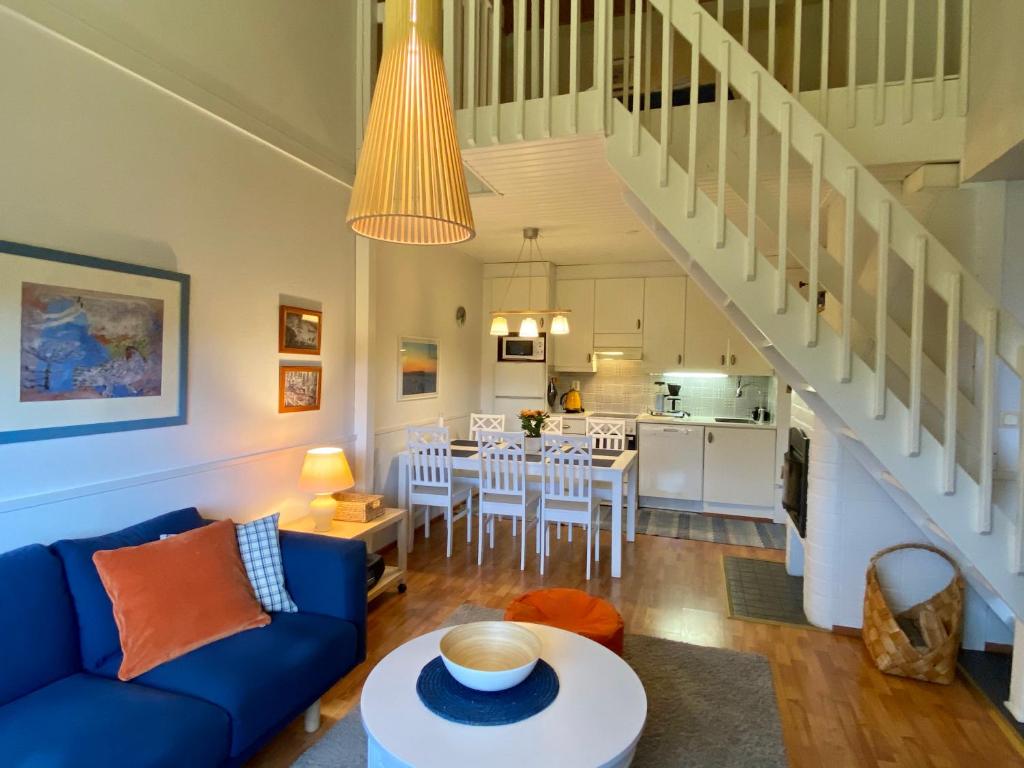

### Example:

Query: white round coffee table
xmin=361 ymin=622 xmax=647 ymax=768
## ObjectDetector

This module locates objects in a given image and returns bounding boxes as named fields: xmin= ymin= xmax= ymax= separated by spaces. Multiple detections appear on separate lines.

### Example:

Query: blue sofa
xmin=0 ymin=508 xmax=367 ymax=767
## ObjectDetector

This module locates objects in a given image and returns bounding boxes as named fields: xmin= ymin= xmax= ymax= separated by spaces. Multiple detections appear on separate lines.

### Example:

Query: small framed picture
xmin=279 ymin=305 xmax=322 ymax=355
xmin=398 ymin=337 xmax=439 ymax=401
xmin=279 ymin=365 xmax=322 ymax=413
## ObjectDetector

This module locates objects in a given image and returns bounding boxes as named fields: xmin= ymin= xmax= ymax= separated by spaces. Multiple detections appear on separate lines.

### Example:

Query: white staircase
xmin=357 ymin=0 xmax=1024 ymax=621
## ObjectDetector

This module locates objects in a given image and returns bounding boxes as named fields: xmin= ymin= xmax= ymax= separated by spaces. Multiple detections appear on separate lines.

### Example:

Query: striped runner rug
xmin=598 ymin=506 xmax=786 ymax=550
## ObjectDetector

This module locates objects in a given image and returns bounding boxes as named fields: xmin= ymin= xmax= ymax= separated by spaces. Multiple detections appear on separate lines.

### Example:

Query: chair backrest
xmin=407 ymin=426 xmax=453 ymax=489
xmin=540 ymin=434 xmax=593 ymax=503
xmin=540 ymin=415 xmax=563 ymax=434
xmin=470 ymin=413 xmax=506 ymax=439
xmin=477 ymin=430 xmax=528 ymax=498
xmin=586 ymin=417 xmax=626 ymax=450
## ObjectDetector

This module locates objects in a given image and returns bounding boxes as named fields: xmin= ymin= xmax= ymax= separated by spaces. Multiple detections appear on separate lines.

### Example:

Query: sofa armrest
xmin=279 ymin=531 xmax=367 ymax=662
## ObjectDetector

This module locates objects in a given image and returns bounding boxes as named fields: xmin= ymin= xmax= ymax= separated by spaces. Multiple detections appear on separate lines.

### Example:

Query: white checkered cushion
xmin=235 ymin=513 xmax=297 ymax=613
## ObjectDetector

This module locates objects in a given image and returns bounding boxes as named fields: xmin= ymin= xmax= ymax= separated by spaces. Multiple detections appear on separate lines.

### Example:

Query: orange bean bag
xmin=505 ymin=588 xmax=625 ymax=655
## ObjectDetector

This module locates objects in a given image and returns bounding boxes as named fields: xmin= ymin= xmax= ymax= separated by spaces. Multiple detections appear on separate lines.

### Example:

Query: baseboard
xmin=986 ymin=642 xmax=1014 ymax=656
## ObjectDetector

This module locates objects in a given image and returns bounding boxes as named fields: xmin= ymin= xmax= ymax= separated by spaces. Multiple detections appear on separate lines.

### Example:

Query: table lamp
xmin=299 ymin=447 xmax=355 ymax=531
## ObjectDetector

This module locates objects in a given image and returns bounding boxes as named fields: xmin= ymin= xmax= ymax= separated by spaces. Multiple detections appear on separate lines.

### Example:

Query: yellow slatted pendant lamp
xmin=347 ymin=0 xmax=475 ymax=245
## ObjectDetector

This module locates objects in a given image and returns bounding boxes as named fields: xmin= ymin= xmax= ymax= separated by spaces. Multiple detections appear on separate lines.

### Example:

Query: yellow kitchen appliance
xmin=559 ymin=381 xmax=584 ymax=413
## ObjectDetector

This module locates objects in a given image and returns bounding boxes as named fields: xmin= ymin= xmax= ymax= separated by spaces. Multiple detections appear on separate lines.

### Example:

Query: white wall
xmin=0 ymin=4 xmax=358 ymax=550
xmin=371 ymin=244 xmax=483 ymax=506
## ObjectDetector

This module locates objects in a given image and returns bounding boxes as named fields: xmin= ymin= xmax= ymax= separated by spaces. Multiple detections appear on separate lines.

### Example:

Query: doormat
xmin=724 ymin=556 xmax=812 ymax=628
xmin=599 ymin=506 xmax=786 ymax=550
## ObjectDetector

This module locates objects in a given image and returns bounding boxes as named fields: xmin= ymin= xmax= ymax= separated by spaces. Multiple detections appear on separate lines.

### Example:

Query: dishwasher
xmin=638 ymin=423 xmax=705 ymax=501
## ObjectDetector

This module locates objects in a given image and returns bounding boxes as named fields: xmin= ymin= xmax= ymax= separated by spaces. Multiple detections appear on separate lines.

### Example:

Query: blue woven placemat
xmin=416 ymin=656 xmax=559 ymax=726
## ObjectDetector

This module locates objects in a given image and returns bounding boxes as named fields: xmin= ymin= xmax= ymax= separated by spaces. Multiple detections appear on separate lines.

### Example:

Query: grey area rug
xmin=599 ymin=505 xmax=787 ymax=550
xmin=294 ymin=604 xmax=787 ymax=768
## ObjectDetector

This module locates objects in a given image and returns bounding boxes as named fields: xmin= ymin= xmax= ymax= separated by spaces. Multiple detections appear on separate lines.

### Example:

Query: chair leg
xmin=446 ymin=505 xmax=453 ymax=558
xmin=556 ymin=521 xmax=561 ymax=540
xmin=585 ymin=522 xmax=592 ymax=580
xmin=512 ymin=516 xmax=518 ymax=537
xmin=595 ymin=524 xmax=600 ymax=561
xmin=478 ymin=510 xmax=485 ymax=565
xmin=424 ymin=507 xmax=430 ymax=538
xmin=304 ymin=699 xmax=321 ymax=733
xmin=568 ymin=523 xmax=574 ymax=543
xmin=539 ymin=520 xmax=545 ymax=575
xmin=490 ymin=515 xmax=496 ymax=549
xmin=520 ymin=517 xmax=527 ymax=571
xmin=466 ymin=494 xmax=473 ymax=543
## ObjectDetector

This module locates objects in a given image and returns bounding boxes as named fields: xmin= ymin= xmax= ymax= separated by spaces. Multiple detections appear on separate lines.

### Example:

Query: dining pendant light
xmin=550 ymin=314 xmax=570 ymax=335
xmin=489 ymin=316 xmax=509 ymax=336
xmin=518 ymin=317 xmax=540 ymax=338
xmin=347 ymin=0 xmax=475 ymax=245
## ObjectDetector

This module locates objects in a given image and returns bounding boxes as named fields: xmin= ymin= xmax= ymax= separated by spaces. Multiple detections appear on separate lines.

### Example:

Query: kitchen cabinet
xmin=594 ymin=278 xmax=645 ymax=335
xmin=638 ymin=422 xmax=704 ymax=500
xmin=683 ymin=282 xmax=771 ymax=374
xmin=553 ymin=279 xmax=596 ymax=370
xmin=702 ymin=427 xmax=776 ymax=507
xmin=642 ymin=276 xmax=686 ymax=370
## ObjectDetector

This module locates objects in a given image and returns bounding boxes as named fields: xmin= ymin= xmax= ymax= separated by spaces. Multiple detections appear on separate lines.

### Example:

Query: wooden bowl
xmin=439 ymin=621 xmax=541 ymax=692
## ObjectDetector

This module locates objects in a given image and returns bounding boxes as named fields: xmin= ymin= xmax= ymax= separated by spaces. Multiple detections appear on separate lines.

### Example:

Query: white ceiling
xmin=457 ymin=134 xmax=671 ymax=265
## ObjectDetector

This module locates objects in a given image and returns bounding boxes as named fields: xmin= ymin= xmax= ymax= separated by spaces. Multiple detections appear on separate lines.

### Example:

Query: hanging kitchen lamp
xmin=490 ymin=227 xmax=571 ymax=336
xmin=346 ymin=0 xmax=475 ymax=245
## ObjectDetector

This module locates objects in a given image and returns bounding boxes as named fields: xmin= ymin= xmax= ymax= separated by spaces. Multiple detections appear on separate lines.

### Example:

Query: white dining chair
xmin=476 ymin=430 xmax=540 ymax=571
xmin=407 ymin=426 xmax=474 ymax=558
xmin=538 ymin=435 xmax=599 ymax=579
xmin=540 ymin=415 xmax=564 ymax=434
xmin=586 ymin=417 xmax=628 ymax=530
xmin=469 ymin=413 xmax=506 ymax=439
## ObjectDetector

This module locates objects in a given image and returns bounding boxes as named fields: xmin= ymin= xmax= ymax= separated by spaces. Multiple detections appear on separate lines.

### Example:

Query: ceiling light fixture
xmin=490 ymin=227 xmax=572 ymax=336
xmin=346 ymin=0 xmax=474 ymax=245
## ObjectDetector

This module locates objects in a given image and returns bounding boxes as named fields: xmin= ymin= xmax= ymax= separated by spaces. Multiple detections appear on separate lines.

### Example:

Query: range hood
xmin=593 ymin=348 xmax=643 ymax=361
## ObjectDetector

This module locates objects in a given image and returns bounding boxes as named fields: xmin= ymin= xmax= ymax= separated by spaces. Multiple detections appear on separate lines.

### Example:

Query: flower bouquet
xmin=519 ymin=409 xmax=549 ymax=438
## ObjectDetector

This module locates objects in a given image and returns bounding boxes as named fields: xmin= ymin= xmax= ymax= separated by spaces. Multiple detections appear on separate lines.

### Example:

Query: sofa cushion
xmin=0 ymin=673 xmax=230 ymax=768
xmin=52 ymin=507 xmax=204 ymax=671
xmin=94 ymin=519 xmax=270 ymax=680
xmin=0 ymin=545 xmax=80 ymax=707
xmin=96 ymin=611 xmax=359 ymax=757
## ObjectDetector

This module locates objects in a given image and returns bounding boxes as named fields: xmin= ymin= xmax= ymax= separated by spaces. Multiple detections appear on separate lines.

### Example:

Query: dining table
xmin=397 ymin=439 xmax=639 ymax=578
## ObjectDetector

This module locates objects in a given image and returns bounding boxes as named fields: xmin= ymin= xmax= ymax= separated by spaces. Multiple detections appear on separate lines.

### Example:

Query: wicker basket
xmin=332 ymin=491 xmax=384 ymax=523
xmin=862 ymin=543 xmax=963 ymax=685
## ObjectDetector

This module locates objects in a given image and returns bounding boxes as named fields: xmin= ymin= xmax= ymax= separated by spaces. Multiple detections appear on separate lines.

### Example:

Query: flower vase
xmin=525 ymin=436 xmax=541 ymax=453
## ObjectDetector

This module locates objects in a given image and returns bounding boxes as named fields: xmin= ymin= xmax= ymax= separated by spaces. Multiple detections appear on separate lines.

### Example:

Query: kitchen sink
xmin=714 ymin=417 xmax=756 ymax=423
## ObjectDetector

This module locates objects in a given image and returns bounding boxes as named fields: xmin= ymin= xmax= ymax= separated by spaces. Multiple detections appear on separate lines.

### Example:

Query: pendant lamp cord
xmin=497 ymin=233 xmax=529 ymax=312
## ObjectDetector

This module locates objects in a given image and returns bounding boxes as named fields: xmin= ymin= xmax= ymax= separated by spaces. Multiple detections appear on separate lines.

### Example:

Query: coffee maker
xmin=653 ymin=381 xmax=683 ymax=414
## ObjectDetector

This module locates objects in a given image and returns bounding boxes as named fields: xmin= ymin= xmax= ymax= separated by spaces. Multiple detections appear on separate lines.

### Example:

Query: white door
xmin=638 ymin=423 xmax=705 ymax=500
xmin=594 ymin=278 xmax=645 ymax=335
xmin=553 ymin=279 xmax=595 ymax=369
xmin=702 ymin=427 xmax=776 ymax=507
xmin=683 ymin=281 xmax=730 ymax=371
xmin=642 ymin=276 xmax=686 ymax=370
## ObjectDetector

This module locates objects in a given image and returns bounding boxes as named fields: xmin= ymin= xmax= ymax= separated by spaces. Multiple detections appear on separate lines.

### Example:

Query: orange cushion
xmin=93 ymin=519 xmax=270 ymax=680
xmin=505 ymin=588 xmax=625 ymax=655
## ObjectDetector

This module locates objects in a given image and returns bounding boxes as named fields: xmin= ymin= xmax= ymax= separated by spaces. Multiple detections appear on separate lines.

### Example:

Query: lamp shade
xmin=489 ymin=315 xmax=509 ymax=336
xmin=298 ymin=447 xmax=354 ymax=494
xmin=346 ymin=0 xmax=475 ymax=245
xmin=518 ymin=317 xmax=539 ymax=338
xmin=550 ymin=314 xmax=570 ymax=335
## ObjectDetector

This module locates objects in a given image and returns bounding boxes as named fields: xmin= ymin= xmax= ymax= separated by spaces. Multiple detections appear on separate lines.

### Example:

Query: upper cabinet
xmin=594 ymin=278 xmax=645 ymax=334
xmin=684 ymin=282 xmax=772 ymax=375
xmin=642 ymin=276 xmax=686 ymax=369
xmin=553 ymin=279 xmax=596 ymax=370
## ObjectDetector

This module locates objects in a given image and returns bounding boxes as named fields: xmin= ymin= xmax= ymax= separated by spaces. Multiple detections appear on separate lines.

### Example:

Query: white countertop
xmin=636 ymin=413 xmax=777 ymax=430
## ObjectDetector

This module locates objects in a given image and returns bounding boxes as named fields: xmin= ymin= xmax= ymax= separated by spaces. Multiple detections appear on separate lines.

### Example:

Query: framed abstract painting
xmin=398 ymin=337 xmax=438 ymax=401
xmin=0 ymin=240 xmax=189 ymax=443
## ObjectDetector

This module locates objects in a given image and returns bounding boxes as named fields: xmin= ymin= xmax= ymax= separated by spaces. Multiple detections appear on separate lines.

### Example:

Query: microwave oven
xmin=498 ymin=333 xmax=546 ymax=362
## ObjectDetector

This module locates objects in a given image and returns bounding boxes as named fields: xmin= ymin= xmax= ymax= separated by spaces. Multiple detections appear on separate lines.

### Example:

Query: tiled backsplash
xmin=557 ymin=359 xmax=775 ymax=418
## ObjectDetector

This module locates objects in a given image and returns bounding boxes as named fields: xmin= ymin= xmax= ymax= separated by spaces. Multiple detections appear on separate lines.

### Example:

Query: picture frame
xmin=398 ymin=337 xmax=439 ymax=401
xmin=279 ymin=305 xmax=322 ymax=355
xmin=279 ymin=365 xmax=322 ymax=413
xmin=1 ymin=240 xmax=189 ymax=444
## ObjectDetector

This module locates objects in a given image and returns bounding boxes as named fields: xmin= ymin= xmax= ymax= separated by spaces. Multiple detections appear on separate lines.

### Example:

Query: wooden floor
xmin=249 ymin=517 xmax=1024 ymax=768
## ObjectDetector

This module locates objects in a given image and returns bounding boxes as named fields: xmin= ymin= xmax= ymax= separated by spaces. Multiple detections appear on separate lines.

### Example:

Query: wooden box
xmin=333 ymin=491 xmax=385 ymax=523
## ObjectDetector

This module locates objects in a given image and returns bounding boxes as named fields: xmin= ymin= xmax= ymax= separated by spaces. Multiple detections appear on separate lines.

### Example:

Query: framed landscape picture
xmin=279 ymin=365 xmax=322 ymax=413
xmin=398 ymin=337 xmax=438 ymax=401
xmin=1 ymin=240 xmax=189 ymax=444
xmin=279 ymin=305 xmax=322 ymax=355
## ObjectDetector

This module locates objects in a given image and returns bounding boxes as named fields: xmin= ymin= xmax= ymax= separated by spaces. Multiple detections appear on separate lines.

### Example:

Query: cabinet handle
xmin=730 ymin=354 xmax=737 ymax=365
xmin=587 ymin=353 xmax=592 ymax=363
xmin=677 ymin=354 xmax=682 ymax=365
xmin=636 ymin=319 xmax=642 ymax=330
xmin=663 ymin=428 xmax=680 ymax=433
xmin=720 ymin=354 xmax=726 ymax=365
xmin=707 ymin=431 xmax=714 ymax=444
